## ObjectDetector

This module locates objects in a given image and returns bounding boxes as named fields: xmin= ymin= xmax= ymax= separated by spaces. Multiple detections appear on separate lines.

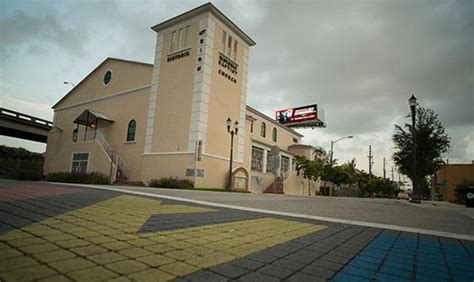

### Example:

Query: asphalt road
xmin=83 ymin=185 xmax=474 ymax=236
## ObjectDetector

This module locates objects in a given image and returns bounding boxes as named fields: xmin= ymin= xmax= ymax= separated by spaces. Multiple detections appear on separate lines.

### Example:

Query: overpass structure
xmin=0 ymin=108 xmax=53 ymax=143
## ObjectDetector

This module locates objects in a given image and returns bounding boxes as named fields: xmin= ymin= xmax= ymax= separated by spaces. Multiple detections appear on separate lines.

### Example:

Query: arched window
xmin=127 ymin=120 xmax=136 ymax=142
xmin=272 ymin=128 xmax=277 ymax=142
xmin=260 ymin=122 xmax=266 ymax=138
xmin=72 ymin=129 xmax=78 ymax=142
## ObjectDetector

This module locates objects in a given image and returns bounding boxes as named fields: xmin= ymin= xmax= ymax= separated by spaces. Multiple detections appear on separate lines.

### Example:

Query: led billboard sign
xmin=276 ymin=104 xmax=319 ymax=124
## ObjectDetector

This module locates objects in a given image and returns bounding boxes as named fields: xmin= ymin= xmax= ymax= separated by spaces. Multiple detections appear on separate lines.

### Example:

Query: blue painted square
xmin=384 ymin=255 xmax=414 ymax=265
xmin=358 ymin=254 xmax=384 ymax=264
xmin=351 ymin=260 xmax=379 ymax=271
xmin=415 ymin=273 xmax=450 ymax=282
xmin=379 ymin=265 xmax=412 ymax=279
xmin=417 ymin=255 xmax=444 ymax=265
xmin=451 ymin=274 xmax=473 ymax=282
xmin=375 ymin=272 xmax=410 ymax=282
xmin=449 ymin=262 xmax=473 ymax=272
xmin=342 ymin=265 xmax=375 ymax=279
xmin=416 ymin=261 xmax=447 ymax=272
xmin=416 ymin=265 xmax=449 ymax=278
xmin=333 ymin=273 xmax=371 ymax=282
xmin=382 ymin=260 xmax=414 ymax=272
xmin=359 ymin=250 xmax=386 ymax=260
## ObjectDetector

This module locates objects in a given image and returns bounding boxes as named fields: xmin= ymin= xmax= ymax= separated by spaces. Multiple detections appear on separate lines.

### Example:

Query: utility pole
xmin=368 ymin=145 xmax=373 ymax=177
xmin=383 ymin=157 xmax=386 ymax=179
xmin=391 ymin=166 xmax=394 ymax=182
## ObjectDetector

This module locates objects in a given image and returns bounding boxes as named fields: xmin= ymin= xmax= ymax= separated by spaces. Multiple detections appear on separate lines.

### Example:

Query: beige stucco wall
xmin=44 ymin=7 xmax=315 ymax=194
xmin=44 ymin=59 xmax=152 ymax=181
xmin=54 ymin=60 xmax=152 ymax=109
xmin=195 ymin=156 xmax=243 ymax=188
xmin=44 ymin=133 xmax=114 ymax=178
xmin=288 ymin=146 xmax=314 ymax=160
xmin=284 ymin=174 xmax=320 ymax=196
xmin=246 ymin=108 xmax=302 ymax=151
xmin=150 ymin=22 xmax=200 ymax=153
xmin=205 ymin=23 xmax=245 ymax=160
xmin=141 ymin=154 xmax=195 ymax=184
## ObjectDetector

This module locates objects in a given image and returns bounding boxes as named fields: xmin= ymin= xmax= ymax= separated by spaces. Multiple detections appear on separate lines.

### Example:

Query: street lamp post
xmin=330 ymin=136 xmax=353 ymax=165
xmin=226 ymin=118 xmax=239 ymax=191
xmin=409 ymin=94 xmax=420 ymax=203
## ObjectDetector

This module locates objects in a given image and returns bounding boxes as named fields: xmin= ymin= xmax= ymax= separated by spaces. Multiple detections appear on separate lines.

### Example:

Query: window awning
xmin=73 ymin=110 xmax=114 ymax=126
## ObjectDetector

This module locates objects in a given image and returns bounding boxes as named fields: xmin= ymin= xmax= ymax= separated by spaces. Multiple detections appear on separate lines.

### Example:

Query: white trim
xmin=202 ymin=153 xmax=244 ymax=164
xmin=53 ymin=184 xmax=474 ymax=242
xmin=145 ymin=33 xmax=164 ymax=154
xmin=187 ymin=15 xmax=214 ymax=152
xmin=143 ymin=151 xmax=194 ymax=156
xmin=54 ymin=85 xmax=151 ymax=112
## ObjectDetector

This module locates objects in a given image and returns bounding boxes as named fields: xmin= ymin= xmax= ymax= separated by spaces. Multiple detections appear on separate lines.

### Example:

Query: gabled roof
xmin=52 ymin=57 xmax=153 ymax=109
xmin=151 ymin=2 xmax=256 ymax=47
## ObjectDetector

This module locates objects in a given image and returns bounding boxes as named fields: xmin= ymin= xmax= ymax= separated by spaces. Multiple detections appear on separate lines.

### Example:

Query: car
xmin=397 ymin=191 xmax=410 ymax=200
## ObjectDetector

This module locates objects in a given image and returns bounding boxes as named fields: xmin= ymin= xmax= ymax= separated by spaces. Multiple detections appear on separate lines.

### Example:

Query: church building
xmin=44 ymin=3 xmax=320 ymax=195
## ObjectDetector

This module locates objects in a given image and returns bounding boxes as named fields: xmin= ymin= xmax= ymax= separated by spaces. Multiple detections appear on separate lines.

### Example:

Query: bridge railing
xmin=0 ymin=108 xmax=53 ymax=129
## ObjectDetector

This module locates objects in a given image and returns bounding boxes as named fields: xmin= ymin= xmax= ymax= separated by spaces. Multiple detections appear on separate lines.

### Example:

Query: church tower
xmin=141 ymin=3 xmax=255 ymax=188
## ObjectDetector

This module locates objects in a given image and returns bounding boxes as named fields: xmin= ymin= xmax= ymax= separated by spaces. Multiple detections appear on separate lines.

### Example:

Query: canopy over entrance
xmin=73 ymin=110 xmax=114 ymax=126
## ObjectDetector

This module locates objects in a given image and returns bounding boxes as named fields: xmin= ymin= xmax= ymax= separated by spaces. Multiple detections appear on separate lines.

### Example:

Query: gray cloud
xmin=0 ymin=8 xmax=88 ymax=60
xmin=0 ymin=0 xmax=472 ymax=171
xmin=243 ymin=0 xmax=473 ymax=137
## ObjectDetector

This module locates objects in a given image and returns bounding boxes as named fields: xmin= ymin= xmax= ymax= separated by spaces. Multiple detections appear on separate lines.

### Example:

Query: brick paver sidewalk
xmin=0 ymin=182 xmax=473 ymax=281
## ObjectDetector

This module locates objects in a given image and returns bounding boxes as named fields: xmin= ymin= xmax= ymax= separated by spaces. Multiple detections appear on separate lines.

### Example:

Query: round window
xmin=103 ymin=71 xmax=112 ymax=85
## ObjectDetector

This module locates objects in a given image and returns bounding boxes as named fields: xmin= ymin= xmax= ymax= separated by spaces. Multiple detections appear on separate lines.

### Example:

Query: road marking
xmin=1 ymin=194 xmax=326 ymax=279
xmin=56 ymin=183 xmax=474 ymax=241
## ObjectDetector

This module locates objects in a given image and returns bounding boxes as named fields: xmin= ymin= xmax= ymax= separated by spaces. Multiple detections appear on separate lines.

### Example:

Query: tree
xmin=366 ymin=177 xmax=397 ymax=198
xmin=295 ymin=155 xmax=322 ymax=196
xmin=341 ymin=159 xmax=357 ymax=185
xmin=326 ymin=166 xmax=352 ymax=187
xmin=392 ymin=107 xmax=450 ymax=197
xmin=355 ymin=170 xmax=371 ymax=197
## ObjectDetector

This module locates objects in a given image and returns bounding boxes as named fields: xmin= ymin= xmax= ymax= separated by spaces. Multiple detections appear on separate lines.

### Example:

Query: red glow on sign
xmin=275 ymin=104 xmax=318 ymax=124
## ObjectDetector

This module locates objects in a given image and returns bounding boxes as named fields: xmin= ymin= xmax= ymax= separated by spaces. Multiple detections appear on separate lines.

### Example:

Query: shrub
xmin=47 ymin=172 xmax=110 ymax=184
xmin=0 ymin=157 xmax=43 ymax=181
xmin=148 ymin=177 xmax=194 ymax=189
xmin=454 ymin=179 xmax=474 ymax=204
xmin=0 ymin=169 xmax=43 ymax=181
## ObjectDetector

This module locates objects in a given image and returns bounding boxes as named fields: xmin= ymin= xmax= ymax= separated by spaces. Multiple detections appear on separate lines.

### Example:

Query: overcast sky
xmin=1 ymin=0 xmax=473 ymax=178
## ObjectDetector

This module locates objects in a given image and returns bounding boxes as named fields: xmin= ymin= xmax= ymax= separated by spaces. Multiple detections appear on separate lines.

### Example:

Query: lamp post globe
xmin=409 ymin=95 xmax=417 ymax=108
